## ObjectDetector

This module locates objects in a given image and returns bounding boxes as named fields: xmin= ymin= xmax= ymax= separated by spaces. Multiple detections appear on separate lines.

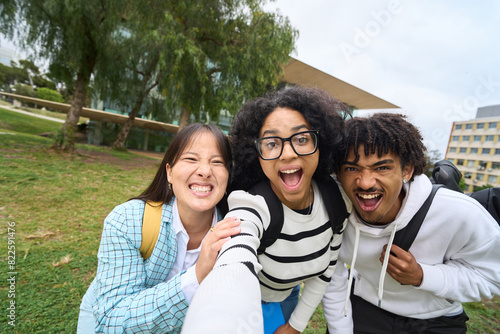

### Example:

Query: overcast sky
xmin=265 ymin=0 xmax=500 ymax=157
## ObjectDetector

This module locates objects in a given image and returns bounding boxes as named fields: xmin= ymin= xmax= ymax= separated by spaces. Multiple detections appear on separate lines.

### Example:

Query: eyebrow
xmin=342 ymin=159 xmax=395 ymax=167
xmin=261 ymin=124 xmax=309 ymax=137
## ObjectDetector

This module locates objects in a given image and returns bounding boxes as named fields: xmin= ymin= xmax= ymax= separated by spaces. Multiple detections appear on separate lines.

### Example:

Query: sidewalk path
xmin=0 ymin=104 xmax=65 ymax=123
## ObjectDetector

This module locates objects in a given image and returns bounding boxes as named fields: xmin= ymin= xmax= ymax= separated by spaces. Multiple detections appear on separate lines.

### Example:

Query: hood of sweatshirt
xmin=343 ymin=175 xmax=433 ymax=314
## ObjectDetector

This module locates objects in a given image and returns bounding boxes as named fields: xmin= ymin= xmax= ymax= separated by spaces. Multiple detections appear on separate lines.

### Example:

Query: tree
xmin=1 ymin=0 xmax=126 ymax=151
xmin=160 ymin=0 xmax=297 ymax=129
xmin=92 ymin=2 xmax=168 ymax=150
xmin=424 ymin=149 xmax=443 ymax=178
xmin=94 ymin=0 xmax=297 ymax=149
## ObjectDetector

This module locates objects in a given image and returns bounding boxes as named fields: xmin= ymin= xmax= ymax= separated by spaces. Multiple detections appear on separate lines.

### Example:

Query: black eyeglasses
xmin=254 ymin=130 xmax=319 ymax=160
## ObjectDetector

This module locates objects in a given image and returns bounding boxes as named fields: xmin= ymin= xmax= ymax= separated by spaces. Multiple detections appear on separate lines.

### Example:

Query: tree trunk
xmin=54 ymin=72 xmax=89 ymax=152
xmin=179 ymin=106 xmax=191 ymax=130
xmin=112 ymin=57 xmax=160 ymax=150
xmin=112 ymin=100 xmax=141 ymax=150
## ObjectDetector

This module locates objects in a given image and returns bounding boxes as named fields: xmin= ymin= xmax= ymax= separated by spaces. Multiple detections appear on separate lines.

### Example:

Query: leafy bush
xmin=36 ymin=87 xmax=65 ymax=103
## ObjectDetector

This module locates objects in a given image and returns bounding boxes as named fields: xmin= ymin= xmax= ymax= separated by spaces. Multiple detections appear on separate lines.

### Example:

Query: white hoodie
xmin=323 ymin=174 xmax=500 ymax=333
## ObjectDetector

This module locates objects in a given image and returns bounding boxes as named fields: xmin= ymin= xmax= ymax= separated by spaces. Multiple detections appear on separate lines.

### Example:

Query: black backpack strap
xmin=393 ymin=184 xmax=443 ymax=251
xmin=248 ymin=181 xmax=284 ymax=255
xmin=317 ymin=177 xmax=349 ymax=234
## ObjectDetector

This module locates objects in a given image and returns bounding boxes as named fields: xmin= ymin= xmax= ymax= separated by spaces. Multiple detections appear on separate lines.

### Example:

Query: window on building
xmin=473 ymin=135 xmax=482 ymax=141
xmin=482 ymin=148 xmax=491 ymax=155
xmin=492 ymin=162 xmax=500 ymax=169
xmin=452 ymin=136 xmax=459 ymax=141
xmin=459 ymin=148 xmax=467 ymax=153
xmin=449 ymin=147 xmax=456 ymax=153
xmin=467 ymin=160 xmax=475 ymax=167
xmin=485 ymin=135 xmax=495 ymax=142
xmin=455 ymin=124 xmax=462 ymax=130
xmin=476 ymin=173 xmax=484 ymax=181
xmin=470 ymin=148 xmax=479 ymax=154
xmin=464 ymin=172 xmax=472 ymax=179
xmin=456 ymin=159 xmax=464 ymax=166
xmin=462 ymin=135 xmax=470 ymax=141
xmin=476 ymin=123 xmax=485 ymax=129
xmin=488 ymin=175 xmax=497 ymax=184
xmin=489 ymin=122 xmax=497 ymax=129
xmin=465 ymin=124 xmax=473 ymax=130
xmin=496 ymin=149 xmax=500 ymax=155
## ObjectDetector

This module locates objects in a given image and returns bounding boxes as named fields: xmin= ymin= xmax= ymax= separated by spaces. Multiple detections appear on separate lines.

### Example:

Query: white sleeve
xmin=182 ymin=191 xmax=267 ymax=333
xmin=416 ymin=209 xmax=500 ymax=302
xmin=322 ymin=259 xmax=353 ymax=333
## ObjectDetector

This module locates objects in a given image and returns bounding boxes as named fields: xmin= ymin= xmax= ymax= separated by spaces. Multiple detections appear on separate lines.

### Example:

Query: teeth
xmin=281 ymin=169 xmax=299 ymax=174
xmin=358 ymin=194 xmax=380 ymax=199
xmin=190 ymin=185 xmax=212 ymax=193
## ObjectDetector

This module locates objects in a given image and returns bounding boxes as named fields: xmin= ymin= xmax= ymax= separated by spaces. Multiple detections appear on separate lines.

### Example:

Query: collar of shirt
xmin=167 ymin=198 xmax=218 ymax=280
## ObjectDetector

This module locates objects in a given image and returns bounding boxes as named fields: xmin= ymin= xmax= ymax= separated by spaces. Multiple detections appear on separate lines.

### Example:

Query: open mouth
xmin=279 ymin=168 xmax=303 ymax=190
xmin=189 ymin=184 xmax=213 ymax=194
xmin=356 ymin=193 xmax=382 ymax=211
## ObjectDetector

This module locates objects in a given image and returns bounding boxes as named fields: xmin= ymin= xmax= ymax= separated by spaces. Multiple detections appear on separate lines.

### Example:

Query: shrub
xmin=36 ymin=87 xmax=65 ymax=103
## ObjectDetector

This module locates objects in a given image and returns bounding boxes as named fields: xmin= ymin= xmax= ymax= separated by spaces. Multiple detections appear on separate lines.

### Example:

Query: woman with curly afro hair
xmin=182 ymin=86 xmax=352 ymax=334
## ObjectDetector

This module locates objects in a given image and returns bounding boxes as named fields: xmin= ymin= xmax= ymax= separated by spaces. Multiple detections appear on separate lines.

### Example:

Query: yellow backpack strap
xmin=140 ymin=201 xmax=163 ymax=260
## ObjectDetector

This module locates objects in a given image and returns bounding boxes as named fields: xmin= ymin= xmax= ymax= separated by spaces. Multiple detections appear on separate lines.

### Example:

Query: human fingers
xmin=210 ymin=217 xmax=241 ymax=239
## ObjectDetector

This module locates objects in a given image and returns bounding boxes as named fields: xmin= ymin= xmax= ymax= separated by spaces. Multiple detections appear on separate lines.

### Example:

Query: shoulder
xmin=104 ymin=199 xmax=147 ymax=232
xmin=434 ymin=187 xmax=498 ymax=227
xmin=227 ymin=189 xmax=272 ymax=227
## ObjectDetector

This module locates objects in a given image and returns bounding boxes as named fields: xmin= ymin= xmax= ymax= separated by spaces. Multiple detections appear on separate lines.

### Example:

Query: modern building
xmin=445 ymin=105 xmax=500 ymax=192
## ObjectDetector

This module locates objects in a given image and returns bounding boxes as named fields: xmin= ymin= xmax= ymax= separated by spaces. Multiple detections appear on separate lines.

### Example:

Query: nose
xmin=280 ymin=141 xmax=297 ymax=160
xmin=197 ymin=161 xmax=212 ymax=178
xmin=357 ymin=169 xmax=376 ymax=190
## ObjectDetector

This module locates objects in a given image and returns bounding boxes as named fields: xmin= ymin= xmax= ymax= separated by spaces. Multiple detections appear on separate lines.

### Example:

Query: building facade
xmin=446 ymin=105 xmax=500 ymax=192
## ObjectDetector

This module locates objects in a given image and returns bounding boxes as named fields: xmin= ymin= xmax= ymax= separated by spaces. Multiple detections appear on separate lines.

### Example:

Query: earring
xmin=403 ymin=178 xmax=408 ymax=184
xmin=168 ymin=182 xmax=172 ymax=190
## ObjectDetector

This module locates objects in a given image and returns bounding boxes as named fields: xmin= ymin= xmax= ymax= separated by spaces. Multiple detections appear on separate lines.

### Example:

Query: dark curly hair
xmin=229 ymin=85 xmax=351 ymax=191
xmin=342 ymin=113 xmax=427 ymax=180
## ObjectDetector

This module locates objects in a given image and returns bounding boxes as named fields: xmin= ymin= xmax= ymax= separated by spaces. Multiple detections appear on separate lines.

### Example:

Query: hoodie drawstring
xmin=344 ymin=225 xmax=360 ymax=316
xmin=377 ymin=222 xmax=398 ymax=307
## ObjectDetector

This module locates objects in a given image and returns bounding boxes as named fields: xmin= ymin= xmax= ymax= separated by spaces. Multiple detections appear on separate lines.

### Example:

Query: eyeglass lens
xmin=258 ymin=131 xmax=317 ymax=160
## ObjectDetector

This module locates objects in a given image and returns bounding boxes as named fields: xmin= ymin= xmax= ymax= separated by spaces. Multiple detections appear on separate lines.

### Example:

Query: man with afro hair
xmin=324 ymin=113 xmax=500 ymax=333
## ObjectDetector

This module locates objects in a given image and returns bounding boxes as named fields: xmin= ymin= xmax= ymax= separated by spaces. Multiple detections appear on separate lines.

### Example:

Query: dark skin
xmin=380 ymin=241 xmax=424 ymax=286
xmin=339 ymin=146 xmax=424 ymax=287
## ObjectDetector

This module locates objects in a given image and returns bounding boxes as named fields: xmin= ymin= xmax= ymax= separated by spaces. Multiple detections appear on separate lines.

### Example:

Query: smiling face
xmin=166 ymin=131 xmax=229 ymax=218
xmin=258 ymin=107 xmax=319 ymax=210
xmin=338 ymin=145 xmax=414 ymax=225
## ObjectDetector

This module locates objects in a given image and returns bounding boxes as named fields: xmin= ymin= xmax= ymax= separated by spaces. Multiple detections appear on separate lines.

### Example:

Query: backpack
xmin=393 ymin=159 xmax=500 ymax=252
xmin=140 ymin=201 xmax=163 ymax=260
xmin=247 ymin=177 xmax=349 ymax=255
xmin=431 ymin=159 xmax=500 ymax=224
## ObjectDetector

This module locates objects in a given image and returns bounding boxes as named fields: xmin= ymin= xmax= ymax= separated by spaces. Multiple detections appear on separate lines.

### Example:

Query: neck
xmin=178 ymin=207 xmax=214 ymax=250
xmin=179 ymin=209 xmax=214 ymax=234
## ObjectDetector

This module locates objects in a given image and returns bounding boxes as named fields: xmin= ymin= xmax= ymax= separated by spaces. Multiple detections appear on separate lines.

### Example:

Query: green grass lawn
xmin=0 ymin=106 xmax=498 ymax=333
